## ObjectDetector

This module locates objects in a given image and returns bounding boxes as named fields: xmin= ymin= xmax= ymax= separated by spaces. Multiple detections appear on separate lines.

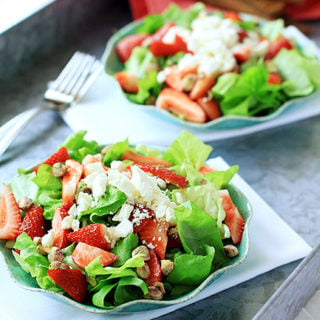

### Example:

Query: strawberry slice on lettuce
xmin=0 ymin=183 xmax=21 ymax=240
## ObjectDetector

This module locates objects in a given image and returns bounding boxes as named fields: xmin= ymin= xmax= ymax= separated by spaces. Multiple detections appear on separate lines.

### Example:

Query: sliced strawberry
xmin=139 ymin=219 xmax=169 ymax=260
xmin=179 ymin=65 xmax=198 ymax=78
xmin=165 ymin=66 xmax=183 ymax=91
xmin=156 ymin=88 xmax=206 ymax=123
xmin=150 ymin=34 xmax=188 ymax=57
xmin=189 ymin=75 xmax=216 ymax=101
xmin=48 ymin=267 xmax=87 ymax=302
xmin=151 ymin=23 xmax=175 ymax=42
xmin=233 ymin=45 xmax=251 ymax=63
xmin=238 ymin=30 xmax=248 ymax=42
xmin=130 ymin=205 xmax=154 ymax=234
xmin=197 ymin=97 xmax=221 ymax=121
xmin=267 ymin=72 xmax=282 ymax=85
xmin=72 ymin=242 xmax=117 ymax=269
xmin=146 ymin=249 xmax=161 ymax=285
xmin=18 ymin=205 xmax=45 ymax=239
xmin=115 ymin=71 xmax=139 ymax=93
xmin=52 ymin=207 xmax=71 ymax=249
xmin=67 ymin=223 xmax=112 ymax=250
xmin=122 ymin=150 xmax=172 ymax=167
xmin=266 ymin=37 xmax=293 ymax=60
xmin=198 ymin=165 xmax=217 ymax=175
xmin=137 ymin=165 xmax=188 ymax=188
xmin=116 ymin=33 xmax=149 ymax=63
xmin=219 ymin=190 xmax=245 ymax=244
xmin=0 ymin=183 xmax=21 ymax=240
xmin=62 ymin=159 xmax=83 ymax=209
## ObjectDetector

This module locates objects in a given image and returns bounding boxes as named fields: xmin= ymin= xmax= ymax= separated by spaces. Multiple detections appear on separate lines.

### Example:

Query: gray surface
xmin=0 ymin=4 xmax=320 ymax=319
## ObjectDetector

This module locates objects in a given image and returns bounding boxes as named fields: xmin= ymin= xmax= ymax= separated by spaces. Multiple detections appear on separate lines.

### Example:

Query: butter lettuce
xmin=205 ymin=165 xmax=239 ymax=190
xmin=13 ymin=233 xmax=61 ymax=292
xmin=103 ymin=138 xmax=129 ymax=166
xmin=174 ymin=201 xmax=228 ymax=268
xmin=111 ymin=234 xmax=139 ymax=267
xmin=9 ymin=172 xmax=38 ymax=202
xmin=62 ymin=130 xmax=98 ymax=162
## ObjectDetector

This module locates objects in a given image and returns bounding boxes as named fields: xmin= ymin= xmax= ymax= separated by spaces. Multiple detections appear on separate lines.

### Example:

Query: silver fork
xmin=0 ymin=51 xmax=103 ymax=157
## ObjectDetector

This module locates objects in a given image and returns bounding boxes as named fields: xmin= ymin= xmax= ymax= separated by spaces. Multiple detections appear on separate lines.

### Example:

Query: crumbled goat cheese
xmin=162 ymin=26 xmax=190 ymax=44
xmin=84 ymin=162 xmax=106 ymax=176
xmin=112 ymin=203 xmax=134 ymax=222
xmin=71 ymin=219 xmax=80 ymax=231
xmin=61 ymin=215 xmax=74 ymax=230
xmin=222 ymin=223 xmax=231 ymax=239
xmin=107 ymin=169 xmax=136 ymax=199
xmin=110 ymin=160 xmax=127 ymax=172
xmin=77 ymin=192 xmax=92 ymax=213
xmin=68 ymin=204 xmax=78 ymax=217
xmin=107 ymin=219 xmax=133 ymax=241
xmin=42 ymin=229 xmax=54 ymax=248
xmin=92 ymin=173 xmax=108 ymax=199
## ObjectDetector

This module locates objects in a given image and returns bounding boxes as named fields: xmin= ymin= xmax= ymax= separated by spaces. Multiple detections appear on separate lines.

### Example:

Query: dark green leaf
xmin=111 ymin=234 xmax=139 ymax=267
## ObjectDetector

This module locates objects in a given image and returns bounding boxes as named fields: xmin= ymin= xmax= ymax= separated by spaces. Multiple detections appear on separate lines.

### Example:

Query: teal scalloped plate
xmin=102 ymin=18 xmax=320 ymax=130
xmin=0 ymin=170 xmax=252 ymax=314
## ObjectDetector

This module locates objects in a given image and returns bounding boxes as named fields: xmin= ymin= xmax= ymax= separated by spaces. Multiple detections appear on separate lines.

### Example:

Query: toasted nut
xmin=52 ymin=162 xmax=66 ymax=178
xmin=145 ymin=96 xmax=156 ymax=105
xmin=181 ymin=73 xmax=198 ymax=92
xmin=144 ymin=286 xmax=163 ymax=300
xmin=136 ymin=263 xmax=151 ymax=279
xmin=81 ymin=187 xmax=92 ymax=194
xmin=161 ymin=260 xmax=174 ymax=276
xmin=48 ymin=247 xmax=64 ymax=263
xmin=49 ymin=261 xmax=69 ymax=270
xmin=18 ymin=196 xmax=33 ymax=211
xmin=153 ymin=281 xmax=165 ymax=294
xmin=37 ymin=245 xmax=51 ymax=255
xmin=132 ymin=245 xmax=150 ymax=261
xmin=224 ymin=244 xmax=239 ymax=258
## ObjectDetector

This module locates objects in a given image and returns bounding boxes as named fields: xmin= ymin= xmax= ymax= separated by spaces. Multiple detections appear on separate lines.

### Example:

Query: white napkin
xmin=0 ymin=157 xmax=311 ymax=320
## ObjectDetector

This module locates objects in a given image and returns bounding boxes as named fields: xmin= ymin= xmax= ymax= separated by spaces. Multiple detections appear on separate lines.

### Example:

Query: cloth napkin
xmin=128 ymin=0 xmax=320 ymax=21
xmin=0 ymin=157 xmax=311 ymax=320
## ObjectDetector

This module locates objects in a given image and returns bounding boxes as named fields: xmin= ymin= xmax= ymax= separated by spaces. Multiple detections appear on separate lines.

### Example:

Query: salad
xmin=0 ymin=131 xmax=247 ymax=308
xmin=112 ymin=3 xmax=320 ymax=123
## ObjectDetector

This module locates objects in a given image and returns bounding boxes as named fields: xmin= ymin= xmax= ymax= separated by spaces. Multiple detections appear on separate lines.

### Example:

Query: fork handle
xmin=0 ymin=106 xmax=44 ymax=157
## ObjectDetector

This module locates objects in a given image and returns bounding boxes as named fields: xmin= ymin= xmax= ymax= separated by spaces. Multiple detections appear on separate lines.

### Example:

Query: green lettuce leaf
xmin=273 ymin=49 xmax=320 ymax=97
xmin=260 ymin=19 xmax=284 ymax=40
xmin=9 ymin=172 xmax=38 ymax=202
xmin=79 ymin=186 xmax=127 ymax=221
xmin=173 ymin=184 xmax=225 ymax=228
xmin=204 ymin=165 xmax=239 ymax=190
xmin=174 ymin=201 xmax=228 ymax=268
xmin=32 ymin=165 xmax=62 ymax=190
xmin=62 ymin=130 xmax=98 ymax=162
xmin=103 ymin=138 xmax=129 ymax=167
xmin=13 ymin=233 xmax=61 ymax=292
xmin=163 ymin=131 xmax=212 ymax=169
xmin=111 ymin=234 xmax=139 ymax=267
xmin=137 ymin=3 xmax=204 ymax=33
xmin=126 ymin=71 xmax=161 ymax=105
xmin=92 ymin=283 xmax=117 ymax=309
xmin=167 ymin=246 xmax=215 ymax=285
xmin=85 ymin=255 xmax=144 ymax=277
xmin=212 ymin=73 xmax=239 ymax=98
xmin=114 ymin=276 xmax=148 ymax=305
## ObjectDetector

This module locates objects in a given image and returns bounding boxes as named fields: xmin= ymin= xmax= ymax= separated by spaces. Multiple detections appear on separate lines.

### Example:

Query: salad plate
xmin=102 ymin=4 xmax=320 ymax=130
xmin=0 ymin=131 xmax=252 ymax=314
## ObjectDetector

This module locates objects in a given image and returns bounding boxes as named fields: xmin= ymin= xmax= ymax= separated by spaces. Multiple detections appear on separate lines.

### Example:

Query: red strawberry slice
xmin=139 ymin=219 xmax=169 ymax=260
xmin=115 ymin=71 xmax=139 ymax=93
xmin=189 ymin=75 xmax=216 ymax=101
xmin=52 ymin=207 xmax=71 ymax=249
xmin=266 ymin=37 xmax=293 ymax=60
xmin=18 ymin=205 xmax=45 ymax=239
xmin=167 ymin=227 xmax=182 ymax=249
xmin=48 ymin=267 xmax=87 ymax=302
xmin=115 ymin=33 xmax=149 ymax=63
xmin=267 ymin=72 xmax=282 ymax=85
xmin=146 ymin=249 xmax=161 ymax=286
xmin=72 ymin=242 xmax=117 ymax=269
xmin=62 ymin=159 xmax=83 ymax=209
xmin=67 ymin=223 xmax=111 ymax=251
xmin=122 ymin=150 xmax=172 ymax=168
xmin=137 ymin=165 xmax=188 ymax=189
xmin=130 ymin=205 xmax=154 ymax=234
xmin=43 ymin=146 xmax=70 ymax=167
xmin=198 ymin=165 xmax=217 ymax=175
xmin=0 ymin=183 xmax=22 ymax=240
xmin=165 ymin=66 xmax=183 ymax=91
xmin=219 ymin=190 xmax=245 ymax=244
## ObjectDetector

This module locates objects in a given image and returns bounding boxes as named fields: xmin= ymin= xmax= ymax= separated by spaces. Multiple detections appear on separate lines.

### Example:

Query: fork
xmin=0 ymin=51 xmax=103 ymax=157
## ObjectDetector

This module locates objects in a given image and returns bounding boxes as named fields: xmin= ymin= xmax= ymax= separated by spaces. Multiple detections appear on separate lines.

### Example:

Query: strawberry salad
xmin=0 ymin=131 xmax=245 ymax=307
xmin=113 ymin=3 xmax=320 ymax=123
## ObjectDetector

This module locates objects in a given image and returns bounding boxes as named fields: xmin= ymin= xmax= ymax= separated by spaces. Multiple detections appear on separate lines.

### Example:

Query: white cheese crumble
xmin=42 ymin=229 xmax=54 ymax=248
xmin=112 ymin=203 xmax=134 ymax=222
xmin=162 ymin=26 xmax=190 ymax=44
xmin=107 ymin=169 xmax=136 ymax=199
xmin=107 ymin=219 xmax=133 ymax=241
xmin=222 ymin=223 xmax=231 ymax=239
xmin=77 ymin=192 xmax=92 ymax=213
xmin=84 ymin=162 xmax=106 ymax=176
xmin=61 ymin=215 xmax=74 ymax=230
xmin=110 ymin=160 xmax=127 ymax=172
xmin=92 ymin=173 xmax=108 ymax=199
